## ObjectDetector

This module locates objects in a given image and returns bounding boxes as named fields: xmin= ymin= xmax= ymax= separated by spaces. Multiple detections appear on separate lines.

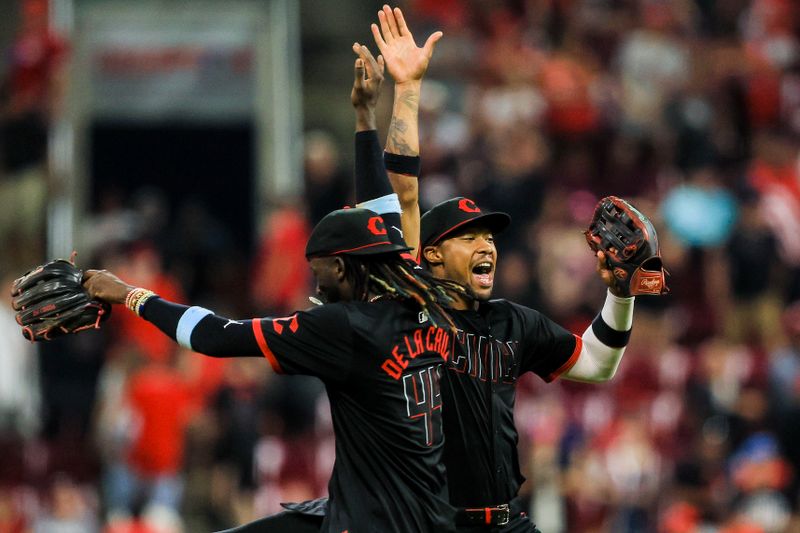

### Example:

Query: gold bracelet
xmin=133 ymin=290 xmax=156 ymax=316
xmin=125 ymin=288 xmax=144 ymax=314
xmin=124 ymin=288 xmax=135 ymax=310
xmin=125 ymin=289 xmax=139 ymax=310
xmin=125 ymin=288 xmax=157 ymax=316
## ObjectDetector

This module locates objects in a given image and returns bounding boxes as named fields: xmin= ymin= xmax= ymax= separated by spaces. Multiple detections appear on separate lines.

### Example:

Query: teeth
xmin=473 ymin=262 xmax=493 ymax=274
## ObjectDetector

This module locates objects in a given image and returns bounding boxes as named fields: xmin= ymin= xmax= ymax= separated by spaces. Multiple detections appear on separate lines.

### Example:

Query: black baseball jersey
xmin=255 ymin=301 xmax=455 ymax=532
xmin=442 ymin=299 xmax=580 ymax=507
xmin=140 ymin=296 xmax=456 ymax=533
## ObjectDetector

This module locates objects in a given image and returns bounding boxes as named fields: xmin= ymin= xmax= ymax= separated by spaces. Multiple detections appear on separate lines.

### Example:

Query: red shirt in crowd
xmin=126 ymin=363 xmax=193 ymax=476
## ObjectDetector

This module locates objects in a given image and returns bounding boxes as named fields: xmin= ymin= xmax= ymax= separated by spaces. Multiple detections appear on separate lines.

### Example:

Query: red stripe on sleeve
xmin=252 ymin=318 xmax=283 ymax=373
xmin=547 ymin=334 xmax=582 ymax=382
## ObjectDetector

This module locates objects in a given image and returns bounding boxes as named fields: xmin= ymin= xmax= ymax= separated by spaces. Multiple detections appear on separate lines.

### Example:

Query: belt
xmin=454 ymin=497 xmax=526 ymax=527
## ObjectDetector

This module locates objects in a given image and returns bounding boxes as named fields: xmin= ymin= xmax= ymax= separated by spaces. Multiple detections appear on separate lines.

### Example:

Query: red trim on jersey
xmin=547 ymin=334 xmax=582 ymax=382
xmin=330 ymin=241 xmax=393 ymax=255
xmin=252 ymin=318 xmax=283 ymax=373
xmin=485 ymin=508 xmax=491 ymax=525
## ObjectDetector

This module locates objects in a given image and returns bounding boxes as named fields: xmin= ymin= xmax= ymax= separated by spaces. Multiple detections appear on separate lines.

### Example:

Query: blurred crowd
xmin=3 ymin=0 xmax=800 ymax=532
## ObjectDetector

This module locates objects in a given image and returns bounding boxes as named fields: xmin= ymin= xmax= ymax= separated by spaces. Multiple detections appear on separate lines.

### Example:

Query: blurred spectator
xmin=0 ymin=486 xmax=28 ymax=533
xmin=769 ymin=302 xmax=800 ymax=496
xmin=167 ymin=199 xmax=237 ymax=301
xmin=206 ymin=359 xmax=267 ymax=528
xmin=728 ymin=433 xmax=793 ymax=533
xmin=303 ymin=130 xmax=351 ymax=226
xmin=747 ymin=131 xmax=800 ymax=272
xmin=615 ymin=1 xmax=690 ymax=138
xmin=31 ymin=475 xmax=99 ymax=533
xmin=83 ymin=187 xmax=170 ymax=258
xmin=0 ymin=273 xmax=40 ymax=439
xmin=82 ymin=188 xmax=140 ymax=257
xmin=1 ymin=0 xmax=66 ymax=172
xmin=722 ymin=191 xmax=783 ymax=349
xmin=0 ymin=0 xmax=66 ymax=258
xmin=660 ymin=168 xmax=739 ymax=249
xmin=104 ymin=356 xmax=194 ymax=533
xmin=769 ymin=301 xmax=800 ymax=415
xmin=251 ymin=201 xmax=311 ymax=315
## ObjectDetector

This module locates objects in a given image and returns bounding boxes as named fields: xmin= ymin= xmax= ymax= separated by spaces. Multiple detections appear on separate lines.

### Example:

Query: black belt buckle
xmin=495 ymin=503 xmax=510 ymax=526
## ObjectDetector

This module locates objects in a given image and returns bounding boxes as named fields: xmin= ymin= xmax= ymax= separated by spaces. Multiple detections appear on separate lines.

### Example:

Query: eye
xmin=461 ymin=235 xmax=475 ymax=241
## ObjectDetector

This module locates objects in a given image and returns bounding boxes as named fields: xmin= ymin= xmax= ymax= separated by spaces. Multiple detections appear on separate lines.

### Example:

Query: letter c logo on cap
xmin=458 ymin=198 xmax=481 ymax=213
xmin=367 ymin=216 xmax=387 ymax=235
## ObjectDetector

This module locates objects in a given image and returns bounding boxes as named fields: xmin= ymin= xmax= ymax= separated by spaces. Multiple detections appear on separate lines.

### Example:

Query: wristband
xmin=590 ymin=314 xmax=631 ymax=348
xmin=384 ymin=152 xmax=421 ymax=177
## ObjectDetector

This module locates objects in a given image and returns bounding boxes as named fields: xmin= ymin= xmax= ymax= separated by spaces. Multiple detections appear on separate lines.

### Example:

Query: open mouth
xmin=471 ymin=261 xmax=494 ymax=288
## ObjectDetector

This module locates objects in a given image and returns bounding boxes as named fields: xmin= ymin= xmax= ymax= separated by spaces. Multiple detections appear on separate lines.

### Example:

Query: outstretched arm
xmin=371 ymin=5 xmax=442 ymax=258
xmin=85 ymin=270 xmax=355 ymax=381
xmin=84 ymin=269 xmax=263 ymax=358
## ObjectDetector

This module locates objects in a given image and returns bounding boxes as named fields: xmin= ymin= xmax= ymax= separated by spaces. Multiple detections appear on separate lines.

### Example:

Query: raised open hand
xmin=371 ymin=5 xmax=442 ymax=85
xmin=351 ymin=42 xmax=385 ymax=110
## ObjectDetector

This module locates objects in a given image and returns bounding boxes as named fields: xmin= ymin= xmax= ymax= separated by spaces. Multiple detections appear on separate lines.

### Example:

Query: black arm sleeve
xmin=354 ymin=130 xmax=407 ymax=247
xmin=140 ymin=297 xmax=262 ymax=358
xmin=354 ymin=130 xmax=393 ymax=202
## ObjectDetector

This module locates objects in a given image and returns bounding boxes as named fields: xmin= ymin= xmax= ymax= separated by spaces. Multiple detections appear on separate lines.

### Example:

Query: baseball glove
xmin=584 ymin=196 xmax=669 ymax=297
xmin=11 ymin=257 xmax=111 ymax=341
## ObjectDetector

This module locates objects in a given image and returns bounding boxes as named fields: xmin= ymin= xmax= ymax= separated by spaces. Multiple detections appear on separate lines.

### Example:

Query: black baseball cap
xmin=420 ymin=197 xmax=511 ymax=248
xmin=305 ymin=208 xmax=412 ymax=258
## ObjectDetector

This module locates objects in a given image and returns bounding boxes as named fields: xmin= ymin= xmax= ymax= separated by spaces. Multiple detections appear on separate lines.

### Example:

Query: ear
xmin=422 ymin=245 xmax=443 ymax=266
xmin=332 ymin=256 xmax=347 ymax=281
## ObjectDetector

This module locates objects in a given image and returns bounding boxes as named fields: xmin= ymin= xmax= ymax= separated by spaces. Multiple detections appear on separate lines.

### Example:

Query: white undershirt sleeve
xmin=562 ymin=290 xmax=635 ymax=383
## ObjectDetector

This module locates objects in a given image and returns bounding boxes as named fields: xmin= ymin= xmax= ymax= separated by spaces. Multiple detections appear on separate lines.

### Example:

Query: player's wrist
xmin=607 ymin=285 xmax=626 ymax=299
xmin=395 ymin=79 xmax=422 ymax=90
xmin=602 ymin=289 xmax=635 ymax=330
xmin=355 ymin=108 xmax=377 ymax=131
xmin=354 ymin=104 xmax=377 ymax=115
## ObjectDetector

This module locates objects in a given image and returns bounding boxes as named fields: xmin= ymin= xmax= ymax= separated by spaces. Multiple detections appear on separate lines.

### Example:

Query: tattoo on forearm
xmin=390 ymin=117 xmax=408 ymax=133
xmin=387 ymin=117 xmax=415 ymax=155
xmin=398 ymin=89 xmax=419 ymax=111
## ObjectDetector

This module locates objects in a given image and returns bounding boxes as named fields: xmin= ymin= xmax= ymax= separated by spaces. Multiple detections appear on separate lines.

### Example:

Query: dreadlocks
xmin=341 ymin=254 xmax=470 ymax=330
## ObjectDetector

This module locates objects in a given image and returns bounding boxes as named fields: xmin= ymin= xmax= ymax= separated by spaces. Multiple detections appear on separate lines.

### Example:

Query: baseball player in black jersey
xmin=351 ymin=7 xmax=645 ymax=532
xmin=417 ymin=198 xmax=639 ymax=532
xmin=83 ymin=207 xmax=468 ymax=533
